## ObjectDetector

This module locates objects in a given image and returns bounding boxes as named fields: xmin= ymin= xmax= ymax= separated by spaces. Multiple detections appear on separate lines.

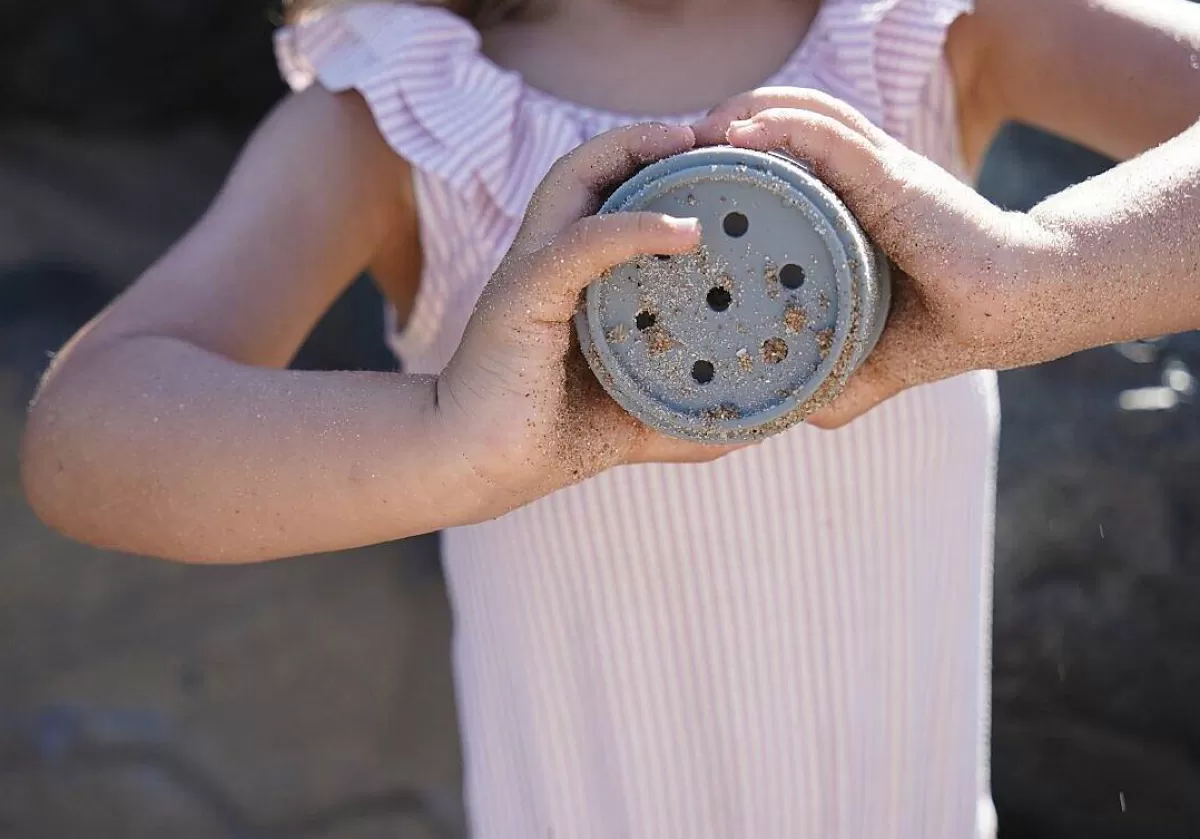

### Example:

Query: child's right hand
xmin=437 ymin=124 xmax=747 ymax=512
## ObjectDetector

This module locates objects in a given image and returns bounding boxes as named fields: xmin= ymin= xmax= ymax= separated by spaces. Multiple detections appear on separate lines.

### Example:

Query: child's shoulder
xmin=276 ymin=3 xmax=535 ymax=214
xmin=265 ymin=85 xmax=414 ymax=209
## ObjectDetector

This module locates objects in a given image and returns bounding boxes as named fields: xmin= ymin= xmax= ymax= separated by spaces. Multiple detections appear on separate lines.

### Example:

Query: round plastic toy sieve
xmin=574 ymin=146 xmax=891 ymax=443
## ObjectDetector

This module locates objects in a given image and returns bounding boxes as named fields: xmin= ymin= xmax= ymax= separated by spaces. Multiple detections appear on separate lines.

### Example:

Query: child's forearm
xmin=21 ymin=334 xmax=486 ymax=563
xmin=1028 ymin=118 xmax=1200 ymax=357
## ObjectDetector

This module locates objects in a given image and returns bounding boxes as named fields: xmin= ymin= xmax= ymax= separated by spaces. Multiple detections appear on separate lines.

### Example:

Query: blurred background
xmin=2 ymin=3 xmax=1200 ymax=838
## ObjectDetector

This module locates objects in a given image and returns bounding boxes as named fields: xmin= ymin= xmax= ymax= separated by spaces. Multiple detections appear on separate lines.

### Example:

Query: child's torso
xmin=277 ymin=2 xmax=998 ymax=836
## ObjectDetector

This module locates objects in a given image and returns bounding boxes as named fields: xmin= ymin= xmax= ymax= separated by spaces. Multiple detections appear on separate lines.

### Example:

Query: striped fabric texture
xmin=276 ymin=3 xmax=1001 ymax=837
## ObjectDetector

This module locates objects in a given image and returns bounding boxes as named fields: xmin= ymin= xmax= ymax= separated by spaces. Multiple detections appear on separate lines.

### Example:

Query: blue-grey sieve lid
xmin=574 ymin=146 xmax=889 ymax=443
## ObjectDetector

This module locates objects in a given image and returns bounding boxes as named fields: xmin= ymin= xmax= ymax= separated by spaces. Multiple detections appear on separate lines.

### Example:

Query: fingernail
xmin=668 ymin=217 xmax=701 ymax=235
xmin=727 ymin=118 xmax=759 ymax=134
xmin=649 ymin=121 xmax=689 ymax=134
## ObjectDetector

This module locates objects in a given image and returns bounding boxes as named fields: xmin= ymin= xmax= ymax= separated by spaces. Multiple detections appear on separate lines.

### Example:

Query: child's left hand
xmin=695 ymin=88 xmax=1061 ymax=428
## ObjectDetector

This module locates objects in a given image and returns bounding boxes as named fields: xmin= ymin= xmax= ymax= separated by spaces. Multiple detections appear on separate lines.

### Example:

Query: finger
xmin=695 ymin=87 xmax=890 ymax=147
xmin=512 ymin=123 xmax=696 ymax=255
xmin=806 ymin=313 xmax=926 ymax=429
xmin=723 ymin=108 xmax=911 ymax=232
xmin=630 ymin=432 xmax=753 ymax=464
xmin=806 ymin=379 xmax=892 ymax=429
xmin=515 ymin=212 xmax=702 ymax=323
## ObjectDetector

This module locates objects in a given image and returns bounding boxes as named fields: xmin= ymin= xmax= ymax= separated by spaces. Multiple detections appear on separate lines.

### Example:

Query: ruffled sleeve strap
xmin=274 ymin=2 xmax=533 ymax=219
xmin=819 ymin=0 xmax=973 ymax=143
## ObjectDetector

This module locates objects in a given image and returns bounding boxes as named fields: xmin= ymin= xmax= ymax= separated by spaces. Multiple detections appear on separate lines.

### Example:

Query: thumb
xmin=512 ymin=211 xmax=702 ymax=324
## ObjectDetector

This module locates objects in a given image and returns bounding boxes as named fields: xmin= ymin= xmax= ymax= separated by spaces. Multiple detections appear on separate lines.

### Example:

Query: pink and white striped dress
xmin=277 ymin=3 xmax=999 ymax=837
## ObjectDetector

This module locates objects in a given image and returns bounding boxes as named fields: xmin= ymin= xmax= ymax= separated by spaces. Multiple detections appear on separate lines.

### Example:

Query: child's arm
xmin=21 ymin=90 xmax=708 ymax=563
xmin=1027 ymin=116 xmax=1200 ymax=348
xmin=19 ymin=89 xmax=479 ymax=562
xmin=950 ymin=0 xmax=1200 ymax=166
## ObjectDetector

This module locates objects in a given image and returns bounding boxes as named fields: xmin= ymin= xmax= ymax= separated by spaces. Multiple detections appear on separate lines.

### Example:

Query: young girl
xmin=21 ymin=0 xmax=1200 ymax=836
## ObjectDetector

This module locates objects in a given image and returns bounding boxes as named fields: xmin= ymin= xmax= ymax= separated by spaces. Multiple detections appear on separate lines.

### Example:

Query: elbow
xmin=21 ymin=400 xmax=82 ymax=543
xmin=19 ymin=328 xmax=128 ymax=548
xmin=20 ymin=380 xmax=147 ymax=559
xmin=21 ymin=388 xmax=262 ymax=566
xmin=20 ymin=389 xmax=106 ymax=549
xmin=20 ymin=407 xmax=198 ymax=563
xmin=21 ymin=412 xmax=195 ymax=564
xmin=18 ymin=338 xmax=246 ymax=565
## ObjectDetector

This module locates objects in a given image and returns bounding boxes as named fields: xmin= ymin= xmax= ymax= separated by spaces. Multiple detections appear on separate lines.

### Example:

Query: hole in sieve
xmin=723 ymin=212 xmax=749 ymax=238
